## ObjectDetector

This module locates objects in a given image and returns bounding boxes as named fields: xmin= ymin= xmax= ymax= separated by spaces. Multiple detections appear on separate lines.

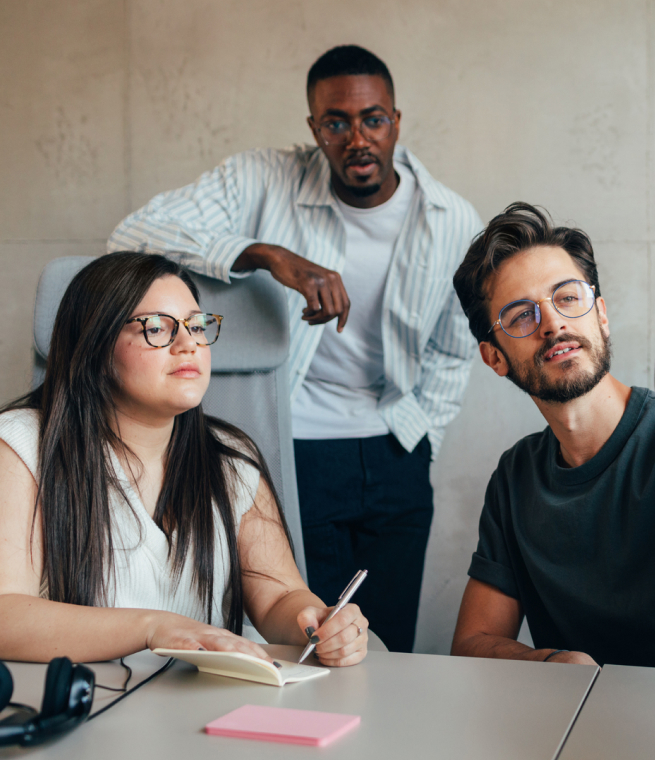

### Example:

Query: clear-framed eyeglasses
xmin=125 ymin=313 xmax=223 ymax=348
xmin=315 ymin=113 xmax=396 ymax=145
xmin=488 ymin=280 xmax=597 ymax=339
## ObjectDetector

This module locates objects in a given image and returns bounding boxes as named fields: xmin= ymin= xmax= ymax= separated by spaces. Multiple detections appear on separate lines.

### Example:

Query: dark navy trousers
xmin=294 ymin=434 xmax=434 ymax=653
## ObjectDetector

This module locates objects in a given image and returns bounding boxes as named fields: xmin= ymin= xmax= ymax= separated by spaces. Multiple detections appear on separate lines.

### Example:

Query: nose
xmin=170 ymin=322 xmax=197 ymax=353
xmin=536 ymin=298 xmax=568 ymax=338
xmin=345 ymin=120 xmax=371 ymax=149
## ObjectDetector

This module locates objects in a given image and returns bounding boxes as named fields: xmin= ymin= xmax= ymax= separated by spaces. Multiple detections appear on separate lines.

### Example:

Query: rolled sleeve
xmin=108 ymin=153 xmax=268 ymax=283
xmin=468 ymin=554 xmax=519 ymax=600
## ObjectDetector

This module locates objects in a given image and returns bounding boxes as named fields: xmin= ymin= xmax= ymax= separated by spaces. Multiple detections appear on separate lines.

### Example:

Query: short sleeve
xmin=468 ymin=468 xmax=520 ymax=600
xmin=228 ymin=457 xmax=261 ymax=529
xmin=0 ymin=408 xmax=40 ymax=480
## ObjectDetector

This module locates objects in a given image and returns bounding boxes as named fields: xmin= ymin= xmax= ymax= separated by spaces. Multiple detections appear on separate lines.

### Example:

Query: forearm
xmin=452 ymin=632 xmax=554 ymax=662
xmin=233 ymin=243 xmax=286 ymax=272
xmin=108 ymin=174 xmax=261 ymax=283
xmin=255 ymin=588 xmax=325 ymax=646
xmin=0 ymin=594 xmax=158 ymax=662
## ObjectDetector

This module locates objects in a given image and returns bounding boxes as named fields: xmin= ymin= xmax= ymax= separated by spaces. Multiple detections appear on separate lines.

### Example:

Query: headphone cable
xmin=94 ymin=657 xmax=133 ymax=693
xmin=88 ymin=657 xmax=174 ymax=722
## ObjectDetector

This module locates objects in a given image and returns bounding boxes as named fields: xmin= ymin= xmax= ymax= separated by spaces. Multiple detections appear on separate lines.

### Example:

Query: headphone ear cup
xmin=0 ymin=663 xmax=13 ymax=712
xmin=40 ymin=658 xmax=73 ymax=719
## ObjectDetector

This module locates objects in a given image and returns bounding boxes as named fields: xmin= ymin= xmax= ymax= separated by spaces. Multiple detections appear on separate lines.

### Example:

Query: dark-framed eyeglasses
xmin=314 ymin=113 xmax=396 ymax=145
xmin=125 ymin=313 xmax=223 ymax=348
xmin=488 ymin=280 xmax=597 ymax=339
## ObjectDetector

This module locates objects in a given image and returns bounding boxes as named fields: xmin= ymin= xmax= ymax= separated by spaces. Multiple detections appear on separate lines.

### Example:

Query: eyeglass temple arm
xmin=487 ymin=319 xmax=501 ymax=336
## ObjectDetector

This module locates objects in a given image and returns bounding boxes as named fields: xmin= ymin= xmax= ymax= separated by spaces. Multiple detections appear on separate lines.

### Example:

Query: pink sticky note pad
xmin=205 ymin=704 xmax=360 ymax=747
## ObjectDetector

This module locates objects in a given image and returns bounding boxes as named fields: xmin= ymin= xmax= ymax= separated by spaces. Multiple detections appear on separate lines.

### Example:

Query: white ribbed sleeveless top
xmin=0 ymin=408 xmax=259 ymax=628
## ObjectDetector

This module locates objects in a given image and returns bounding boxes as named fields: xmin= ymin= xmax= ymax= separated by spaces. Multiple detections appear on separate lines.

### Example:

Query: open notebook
xmin=153 ymin=648 xmax=330 ymax=687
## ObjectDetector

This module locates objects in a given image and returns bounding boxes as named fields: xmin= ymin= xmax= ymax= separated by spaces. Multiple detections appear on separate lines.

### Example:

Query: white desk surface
xmin=2 ymin=646 xmax=598 ymax=760
xmin=558 ymin=663 xmax=655 ymax=760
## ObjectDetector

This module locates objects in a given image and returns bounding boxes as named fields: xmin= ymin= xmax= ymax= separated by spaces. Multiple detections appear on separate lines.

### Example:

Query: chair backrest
xmin=33 ymin=256 xmax=306 ymax=579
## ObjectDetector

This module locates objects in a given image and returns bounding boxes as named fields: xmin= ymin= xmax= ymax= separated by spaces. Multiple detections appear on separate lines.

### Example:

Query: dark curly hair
xmin=453 ymin=202 xmax=601 ymax=344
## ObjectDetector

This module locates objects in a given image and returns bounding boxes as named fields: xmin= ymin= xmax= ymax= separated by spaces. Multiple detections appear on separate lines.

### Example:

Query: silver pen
xmin=298 ymin=569 xmax=368 ymax=664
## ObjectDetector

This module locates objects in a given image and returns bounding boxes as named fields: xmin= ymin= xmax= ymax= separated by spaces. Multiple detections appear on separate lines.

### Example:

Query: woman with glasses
xmin=0 ymin=253 xmax=368 ymax=665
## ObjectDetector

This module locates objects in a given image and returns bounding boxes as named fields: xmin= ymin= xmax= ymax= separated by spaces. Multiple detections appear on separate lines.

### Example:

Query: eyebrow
xmin=129 ymin=309 xmax=203 ymax=320
xmin=321 ymin=105 xmax=389 ymax=118
xmin=508 ymin=279 xmax=583 ymax=303
xmin=552 ymin=278 xmax=580 ymax=290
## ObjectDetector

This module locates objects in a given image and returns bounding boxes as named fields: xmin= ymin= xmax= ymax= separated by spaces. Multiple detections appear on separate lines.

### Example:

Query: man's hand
xmin=545 ymin=650 xmax=598 ymax=666
xmin=234 ymin=244 xmax=350 ymax=332
xmin=452 ymin=580 xmax=600 ymax=667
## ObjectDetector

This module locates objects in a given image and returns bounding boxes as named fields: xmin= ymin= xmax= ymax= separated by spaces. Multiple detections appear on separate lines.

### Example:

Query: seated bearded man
xmin=451 ymin=202 xmax=655 ymax=668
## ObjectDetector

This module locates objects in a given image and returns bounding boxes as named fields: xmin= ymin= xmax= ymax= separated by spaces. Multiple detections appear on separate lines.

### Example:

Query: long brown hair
xmin=3 ymin=252 xmax=291 ymax=634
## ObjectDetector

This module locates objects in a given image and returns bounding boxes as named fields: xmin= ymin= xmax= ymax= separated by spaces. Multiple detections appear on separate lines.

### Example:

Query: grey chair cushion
xmin=33 ymin=256 xmax=94 ymax=361
xmin=194 ymin=271 xmax=289 ymax=373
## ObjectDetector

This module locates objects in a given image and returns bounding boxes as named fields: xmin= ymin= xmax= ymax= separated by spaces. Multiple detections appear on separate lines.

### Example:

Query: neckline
xmin=332 ymin=162 xmax=415 ymax=215
xmin=108 ymin=447 xmax=169 ymax=542
xmin=547 ymin=386 xmax=649 ymax=486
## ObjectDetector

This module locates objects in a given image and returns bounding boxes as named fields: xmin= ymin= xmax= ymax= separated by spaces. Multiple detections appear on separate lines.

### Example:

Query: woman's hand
xmin=145 ymin=611 xmax=275 ymax=663
xmin=296 ymin=604 xmax=368 ymax=667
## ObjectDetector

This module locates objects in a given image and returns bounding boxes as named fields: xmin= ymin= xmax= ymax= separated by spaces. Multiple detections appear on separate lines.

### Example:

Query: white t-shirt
xmin=292 ymin=162 xmax=417 ymax=439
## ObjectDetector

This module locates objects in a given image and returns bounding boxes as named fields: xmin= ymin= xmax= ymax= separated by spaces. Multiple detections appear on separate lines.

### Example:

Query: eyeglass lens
xmin=143 ymin=314 xmax=220 ymax=347
xmin=319 ymin=115 xmax=392 ymax=145
xmin=499 ymin=281 xmax=596 ymax=338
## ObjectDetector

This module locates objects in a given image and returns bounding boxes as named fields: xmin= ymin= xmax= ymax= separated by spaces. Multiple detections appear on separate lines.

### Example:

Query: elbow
xmin=450 ymin=635 xmax=470 ymax=658
xmin=450 ymin=631 xmax=485 ymax=658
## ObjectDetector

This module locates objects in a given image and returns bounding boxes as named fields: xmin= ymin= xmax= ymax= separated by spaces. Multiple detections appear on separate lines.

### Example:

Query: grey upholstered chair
xmin=32 ymin=255 xmax=307 ymax=580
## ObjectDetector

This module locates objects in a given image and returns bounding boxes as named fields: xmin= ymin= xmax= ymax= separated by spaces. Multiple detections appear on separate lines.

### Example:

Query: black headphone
xmin=0 ymin=657 xmax=94 ymax=747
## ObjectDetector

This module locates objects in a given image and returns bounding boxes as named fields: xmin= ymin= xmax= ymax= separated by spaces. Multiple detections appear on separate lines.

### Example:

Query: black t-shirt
xmin=469 ymin=386 xmax=655 ymax=667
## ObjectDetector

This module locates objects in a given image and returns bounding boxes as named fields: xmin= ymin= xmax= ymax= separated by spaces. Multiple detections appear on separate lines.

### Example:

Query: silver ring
xmin=357 ymin=626 xmax=363 ymax=636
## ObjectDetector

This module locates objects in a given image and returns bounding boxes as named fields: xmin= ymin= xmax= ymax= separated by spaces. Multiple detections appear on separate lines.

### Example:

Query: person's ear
xmin=595 ymin=296 xmax=610 ymax=337
xmin=393 ymin=108 xmax=401 ymax=137
xmin=307 ymin=116 xmax=321 ymax=148
xmin=479 ymin=340 xmax=509 ymax=378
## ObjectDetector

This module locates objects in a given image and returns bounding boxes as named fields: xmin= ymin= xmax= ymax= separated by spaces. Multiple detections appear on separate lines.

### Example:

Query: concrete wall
xmin=1 ymin=0 xmax=653 ymax=653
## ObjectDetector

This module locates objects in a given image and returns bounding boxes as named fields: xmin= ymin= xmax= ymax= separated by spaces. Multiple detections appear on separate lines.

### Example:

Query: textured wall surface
xmin=1 ymin=0 xmax=654 ymax=653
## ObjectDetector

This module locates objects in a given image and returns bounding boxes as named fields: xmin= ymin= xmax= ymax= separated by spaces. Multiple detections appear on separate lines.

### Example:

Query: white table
xmin=2 ymin=647 xmax=599 ymax=759
xmin=558 ymin=663 xmax=655 ymax=760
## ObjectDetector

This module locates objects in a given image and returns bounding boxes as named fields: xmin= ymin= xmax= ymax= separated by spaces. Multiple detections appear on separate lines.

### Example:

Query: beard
xmin=502 ymin=326 xmax=612 ymax=404
xmin=346 ymin=182 xmax=382 ymax=198
xmin=340 ymin=153 xmax=389 ymax=197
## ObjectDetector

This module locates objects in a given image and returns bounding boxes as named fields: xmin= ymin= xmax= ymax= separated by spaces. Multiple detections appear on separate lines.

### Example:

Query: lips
xmin=170 ymin=362 xmax=200 ymax=377
xmin=346 ymin=155 xmax=379 ymax=167
xmin=345 ymin=154 xmax=380 ymax=174
xmin=544 ymin=342 xmax=581 ymax=361
xmin=532 ymin=333 xmax=592 ymax=366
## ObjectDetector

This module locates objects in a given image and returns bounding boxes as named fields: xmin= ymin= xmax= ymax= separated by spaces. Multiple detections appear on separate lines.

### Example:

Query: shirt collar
xmin=295 ymin=143 xmax=451 ymax=210
xmin=295 ymin=147 xmax=336 ymax=207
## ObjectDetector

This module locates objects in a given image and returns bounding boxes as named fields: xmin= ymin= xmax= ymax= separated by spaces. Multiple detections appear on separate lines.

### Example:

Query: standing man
xmin=108 ymin=45 xmax=481 ymax=652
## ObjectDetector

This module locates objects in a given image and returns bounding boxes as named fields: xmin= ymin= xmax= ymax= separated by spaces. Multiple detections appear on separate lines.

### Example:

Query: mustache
xmin=534 ymin=332 xmax=592 ymax=365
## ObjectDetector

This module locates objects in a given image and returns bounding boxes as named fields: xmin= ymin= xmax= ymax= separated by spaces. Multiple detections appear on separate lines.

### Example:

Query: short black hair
xmin=453 ymin=202 xmax=601 ymax=344
xmin=307 ymin=45 xmax=394 ymax=107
